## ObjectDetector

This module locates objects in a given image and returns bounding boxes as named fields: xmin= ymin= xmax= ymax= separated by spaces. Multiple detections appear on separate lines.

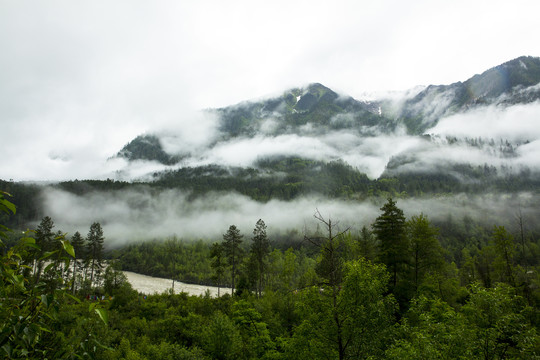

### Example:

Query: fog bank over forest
xmin=41 ymin=187 xmax=537 ymax=247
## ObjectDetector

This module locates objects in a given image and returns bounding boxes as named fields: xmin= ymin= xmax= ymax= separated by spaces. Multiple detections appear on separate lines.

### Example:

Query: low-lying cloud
xmin=430 ymin=101 xmax=540 ymax=141
xmin=40 ymin=187 xmax=538 ymax=248
xmin=174 ymin=129 xmax=424 ymax=179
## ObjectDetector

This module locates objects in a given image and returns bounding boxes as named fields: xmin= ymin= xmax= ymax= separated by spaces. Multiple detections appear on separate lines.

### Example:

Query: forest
xmin=1 ymin=189 xmax=539 ymax=359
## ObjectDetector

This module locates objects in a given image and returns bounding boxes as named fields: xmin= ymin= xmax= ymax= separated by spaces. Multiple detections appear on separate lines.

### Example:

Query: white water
xmin=123 ymin=271 xmax=228 ymax=297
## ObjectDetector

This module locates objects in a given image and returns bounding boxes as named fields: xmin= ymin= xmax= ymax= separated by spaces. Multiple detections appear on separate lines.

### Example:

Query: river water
xmin=123 ymin=271 xmax=227 ymax=297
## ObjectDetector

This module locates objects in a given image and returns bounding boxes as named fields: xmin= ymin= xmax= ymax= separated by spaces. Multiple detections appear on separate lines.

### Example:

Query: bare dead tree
xmin=304 ymin=209 xmax=352 ymax=360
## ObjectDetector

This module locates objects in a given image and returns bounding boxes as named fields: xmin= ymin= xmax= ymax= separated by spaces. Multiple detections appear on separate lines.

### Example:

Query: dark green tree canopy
xmin=223 ymin=225 xmax=244 ymax=295
xmin=372 ymin=198 xmax=409 ymax=292
xmin=250 ymin=219 xmax=270 ymax=297
xmin=86 ymin=222 xmax=105 ymax=285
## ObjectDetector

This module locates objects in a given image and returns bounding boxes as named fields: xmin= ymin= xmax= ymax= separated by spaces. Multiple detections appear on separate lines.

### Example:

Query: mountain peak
xmin=394 ymin=55 xmax=540 ymax=133
xmin=465 ymin=55 xmax=540 ymax=99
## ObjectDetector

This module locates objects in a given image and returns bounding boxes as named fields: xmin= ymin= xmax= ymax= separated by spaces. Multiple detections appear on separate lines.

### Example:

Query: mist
xmin=430 ymin=101 xmax=540 ymax=141
xmin=40 ymin=187 xmax=538 ymax=248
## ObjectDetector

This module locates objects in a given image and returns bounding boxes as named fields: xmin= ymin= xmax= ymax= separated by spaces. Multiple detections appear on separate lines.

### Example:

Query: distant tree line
xmin=4 ymin=156 xmax=540 ymax=231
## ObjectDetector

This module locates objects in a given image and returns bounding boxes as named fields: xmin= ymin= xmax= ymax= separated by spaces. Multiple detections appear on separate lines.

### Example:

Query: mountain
xmin=118 ymin=57 xmax=540 ymax=165
xmin=214 ymin=82 xmax=387 ymax=138
xmin=391 ymin=56 xmax=540 ymax=133
xmin=112 ymin=56 xmax=540 ymax=197
xmin=117 ymin=83 xmax=393 ymax=164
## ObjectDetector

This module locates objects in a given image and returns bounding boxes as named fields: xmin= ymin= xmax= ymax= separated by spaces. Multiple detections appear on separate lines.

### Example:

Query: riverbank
xmin=123 ymin=271 xmax=227 ymax=297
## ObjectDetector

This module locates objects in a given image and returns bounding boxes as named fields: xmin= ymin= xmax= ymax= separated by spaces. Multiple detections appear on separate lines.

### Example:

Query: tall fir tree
xmin=33 ymin=216 xmax=55 ymax=283
xmin=492 ymin=226 xmax=515 ymax=286
xmin=372 ymin=198 xmax=408 ymax=293
xmin=86 ymin=222 xmax=104 ymax=287
xmin=222 ymin=225 xmax=243 ymax=295
xmin=407 ymin=213 xmax=444 ymax=292
xmin=250 ymin=219 xmax=270 ymax=297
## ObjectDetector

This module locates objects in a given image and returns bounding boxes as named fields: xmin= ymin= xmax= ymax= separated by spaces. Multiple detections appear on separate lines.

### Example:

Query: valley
xmin=2 ymin=56 xmax=540 ymax=359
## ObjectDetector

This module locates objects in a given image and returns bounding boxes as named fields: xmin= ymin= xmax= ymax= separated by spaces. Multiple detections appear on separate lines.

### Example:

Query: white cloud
xmin=1 ymin=0 xmax=540 ymax=181
xmin=429 ymin=102 xmax=540 ymax=142
xmin=516 ymin=140 xmax=540 ymax=169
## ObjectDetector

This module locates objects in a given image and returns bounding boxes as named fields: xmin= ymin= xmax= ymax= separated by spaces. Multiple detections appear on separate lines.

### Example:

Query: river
xmin=123 ymin=271 xmax=228 ymax=297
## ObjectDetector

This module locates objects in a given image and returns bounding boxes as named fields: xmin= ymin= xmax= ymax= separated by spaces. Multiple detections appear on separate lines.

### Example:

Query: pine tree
xmin=492 ymin=226 xmax=515 ymax=286
xmin=223 ymin=225 xmax=243 ymax=295
xmin=407 ymin=213 xmax=444 ymax=291
xmin=250 ymin=219 xmax=270 ymax=297
xmin=86 ymin=222 xmax=104 ymax=287
xmin=357 ymin=225 xmax=377 ymax=261
xmin=372 ymin=198 xmax=408 ymax=292
xmin=33 ymin=216 xmax=55 ymax=282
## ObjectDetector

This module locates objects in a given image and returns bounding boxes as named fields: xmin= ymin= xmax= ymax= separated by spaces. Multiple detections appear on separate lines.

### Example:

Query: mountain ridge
xmin=393 ymin=56 xmax=540 ymax=132
xmin=116 ymin=56 xmax=540 ymax=174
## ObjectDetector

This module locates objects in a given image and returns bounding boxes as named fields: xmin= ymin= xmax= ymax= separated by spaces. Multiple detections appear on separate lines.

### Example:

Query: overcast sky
xmin=1 ymin=0 xmax=539 ymax=181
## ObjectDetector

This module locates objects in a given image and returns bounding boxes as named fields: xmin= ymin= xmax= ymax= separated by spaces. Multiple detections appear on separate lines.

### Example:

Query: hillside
xmin=118 ymin=57 xmax=540 ymax=167
xmin=106 ymin=57 xmax=540 ymax=201
xmin=213 ymin=82 xmax=388 ymax=137
xmin=391 ymin=56 xmax=540 ymax=132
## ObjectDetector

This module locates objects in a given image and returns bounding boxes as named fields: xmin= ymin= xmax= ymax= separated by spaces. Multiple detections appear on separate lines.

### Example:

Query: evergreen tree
xmin=492 ymin=226 xmax=515 ymax=286
xmin=407 ymin=213 xmax=444 ymax=292
xmin=357 ymin=225 xmax=377 ymax=261
xmin=86 ymin=222 xmax=104 ymax=287
xmin=250 ymin=219 xmax=270 ymax=297
xmin=372 ymin=198 xmax=408 ymax=295
xmin=33 ymin=216 xmax=55 ymax=282
xmin=222 ymin=225 xmax=243 ymax=295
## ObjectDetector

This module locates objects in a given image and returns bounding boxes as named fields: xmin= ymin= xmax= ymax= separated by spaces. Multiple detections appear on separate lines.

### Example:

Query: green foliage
xmin=116 ymin=238 xmax=214 ymax=285
xmin=389 ymin=283 xmax=540 ymax=359
xmin=0 ymin=182 xmax=41 ymax=229
xmin=492 ymin=225 xmax=516 ymax=285
xmin=289 ymin=259 xmax=396 ymax=360
xmin=87 ymin=222 xmax=105 ymax=287
xmin=232 ymin=300 xmax=275 ymax=358
xmin=2 ymin=190 xmax=539 ymax=359
xmin=0 ymin=192 xmax=107 ymax=358
xmin=386 ymin=296 xmax=474 ymax=359
xmin=462 ymin=283 xmax=539 ymax=358
xmin=223 ymin=225 xmax=244 ymax=295
xmin=210 ymin=242 xmax=226 ymax=295
xmin=373 ymin=198 xmax=409 ymax=297
xmin=249 ymin=219 xmax=270 ymax=297
xmin=202 ymin=311 xmax=242 ymax=360
xmin=407 ymin=213 xmax=445 ymax=291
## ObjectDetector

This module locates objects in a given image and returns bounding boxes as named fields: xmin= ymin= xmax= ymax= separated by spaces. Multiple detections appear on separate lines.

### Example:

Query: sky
xmin=1 ymin=0 xmax=540 ymax=181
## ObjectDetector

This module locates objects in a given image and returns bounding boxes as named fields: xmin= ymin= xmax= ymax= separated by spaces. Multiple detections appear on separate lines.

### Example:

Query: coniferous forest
xmin=1 ymin=188 xmax=539 ymax=359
